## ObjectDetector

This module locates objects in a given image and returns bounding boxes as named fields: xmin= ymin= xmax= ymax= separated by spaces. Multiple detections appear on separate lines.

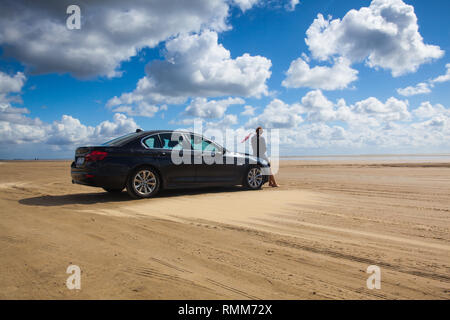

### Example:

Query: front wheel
xmin=126 ymin=167 xmax=160 ymax=199
xmin=244 ymin=166 xmax=264 ymax=190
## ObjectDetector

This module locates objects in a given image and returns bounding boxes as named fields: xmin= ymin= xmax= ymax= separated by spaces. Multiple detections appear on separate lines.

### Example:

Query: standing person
xmin=251 ymin=127 xmax=279 ymax=188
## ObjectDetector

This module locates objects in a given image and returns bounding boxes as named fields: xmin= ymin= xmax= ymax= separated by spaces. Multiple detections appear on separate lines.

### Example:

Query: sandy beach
xmin=0 ymin=159 xmax=449 ymax=299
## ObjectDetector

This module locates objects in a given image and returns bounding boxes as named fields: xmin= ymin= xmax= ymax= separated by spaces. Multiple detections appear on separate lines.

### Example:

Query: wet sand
xmin=0 ymin=160 xmax=449 ymax=299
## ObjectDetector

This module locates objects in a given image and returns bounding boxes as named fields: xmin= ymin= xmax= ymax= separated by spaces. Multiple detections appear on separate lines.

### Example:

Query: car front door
xmin=191 ymin=134 xmax=238 ymax=184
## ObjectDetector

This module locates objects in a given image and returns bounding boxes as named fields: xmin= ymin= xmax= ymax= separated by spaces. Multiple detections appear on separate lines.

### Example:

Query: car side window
xmin=159 ymin=133 xmax=190 ymax=151
xmin=191 ymin=135 xmax=219 ymax=152
xmin=143 ymin=135 xmax=162 ymax=149
xmin=191 ymin=135 xmax=202 ymax=151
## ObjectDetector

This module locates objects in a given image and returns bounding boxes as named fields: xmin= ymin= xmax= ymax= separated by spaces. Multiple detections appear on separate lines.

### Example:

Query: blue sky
xmin=0 ymin=0 xmax=449 ymax=158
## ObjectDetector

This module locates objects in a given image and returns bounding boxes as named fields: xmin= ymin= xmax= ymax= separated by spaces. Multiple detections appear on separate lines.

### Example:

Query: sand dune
xmin=0 ymin=160 xmax=449 ymax=299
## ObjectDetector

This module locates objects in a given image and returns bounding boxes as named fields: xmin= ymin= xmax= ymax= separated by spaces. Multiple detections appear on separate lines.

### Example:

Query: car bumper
xmin=71 ymin=168 xmax=104 ymax=187
xmin=71 ymin=162 xmax=125 ymax=189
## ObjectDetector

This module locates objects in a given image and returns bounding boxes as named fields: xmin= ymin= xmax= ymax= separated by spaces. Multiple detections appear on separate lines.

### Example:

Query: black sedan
xmin=71 ymin=130 xmax=270 ymax=198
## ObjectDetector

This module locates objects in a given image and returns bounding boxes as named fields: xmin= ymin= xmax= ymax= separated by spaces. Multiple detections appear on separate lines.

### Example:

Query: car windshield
xmin=101 ymin=132 xmax=138 ymax=146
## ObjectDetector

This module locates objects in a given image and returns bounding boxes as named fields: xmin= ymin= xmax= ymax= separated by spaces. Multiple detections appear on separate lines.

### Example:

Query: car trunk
xmin=74 ymin=146 xmax=109 ymax=168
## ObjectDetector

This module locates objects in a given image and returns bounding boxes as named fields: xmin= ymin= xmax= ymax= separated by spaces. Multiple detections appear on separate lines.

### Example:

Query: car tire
xmin=126 ymin=167 xmax=160 ymax=199
xmin=243 ymin=166 xmax=264 ymax=190
xmin=103 ymin=188 xmax=123 ymax=193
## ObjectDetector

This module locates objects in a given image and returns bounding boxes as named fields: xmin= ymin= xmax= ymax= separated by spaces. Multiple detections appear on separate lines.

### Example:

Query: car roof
xmin=137 ymin=130 xmax=195 ymax=137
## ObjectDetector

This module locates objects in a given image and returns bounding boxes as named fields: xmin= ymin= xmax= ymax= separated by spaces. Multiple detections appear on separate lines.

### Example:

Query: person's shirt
xmin=251 ymin=134 xmax=267 ymax=158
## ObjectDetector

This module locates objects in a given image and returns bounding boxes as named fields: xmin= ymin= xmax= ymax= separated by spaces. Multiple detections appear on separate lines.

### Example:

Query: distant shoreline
xmin=279 ymin=154 xmax=450 ymax=162
xmin=1 ymin=153 xmax=450 ymax=163
xmin=279 ymin=153 xmax=450 ymax=158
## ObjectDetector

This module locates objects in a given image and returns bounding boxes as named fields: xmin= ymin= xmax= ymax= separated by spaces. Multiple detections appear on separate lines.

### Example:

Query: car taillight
xmin=85 ymin=150 xmax=108 ymax=162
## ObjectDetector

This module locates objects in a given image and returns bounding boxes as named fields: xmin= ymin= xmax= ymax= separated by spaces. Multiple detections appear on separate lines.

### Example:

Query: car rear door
xmin=156 ymin=132 xmax=195 ymax=188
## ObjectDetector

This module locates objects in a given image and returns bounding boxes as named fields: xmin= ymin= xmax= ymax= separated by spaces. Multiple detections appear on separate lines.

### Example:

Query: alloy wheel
xmin=133 ymin=170 xmax=157 ymax=196
xmin=247 ymin=167 xmax=263 ymax=189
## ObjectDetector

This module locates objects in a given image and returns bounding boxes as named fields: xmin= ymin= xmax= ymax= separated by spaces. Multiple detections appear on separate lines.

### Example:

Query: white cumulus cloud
xmin=283 ymin=57 xmax=358 ymax=90
xmin=241 ymin=105 xmax=256 ymax=116
xmin=0 ymin=74 xmax=139 ymax=146
xmin=397 ymin=82 xmax=431 ymax=97
xmin=0 ymin=0 xmax=230 ymax=78
xmin=246 ymin=90 xmax=412 ymax=130
xmin=0 ymin=71 xmax=26 ymax=96
xmin=108 ymin=31 xmax=272 ymax=109
xmin=185 ymin=97 xmax=245 ymax=119
xmin=286 ymin=0 xmax=300 ymax=11
xmin=353 ymin=96 xmax=411 ymax=121
xmin=413 ymin=101 xmax=449 ymax=119
xmin=305 ymin=0 xmax=444 ymax=77
xmin=112 ymin=103 xmax=160 ymax=118
xmin=431 ymin=63 xmax=450 ymax=84
xmin=397 ymin=63 xmax=450 ymax=96
xmin=246 ymin=99 xmax=303 ymax=129
xmin=232 ymin=0 xmax=260 ymax=11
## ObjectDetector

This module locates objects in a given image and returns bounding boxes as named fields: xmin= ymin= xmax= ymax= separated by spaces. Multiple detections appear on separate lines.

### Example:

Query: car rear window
xmin=101 ymin=133 xmax=139 ymax=146
xmin=143 ymin=135 xmax=162 ymax=149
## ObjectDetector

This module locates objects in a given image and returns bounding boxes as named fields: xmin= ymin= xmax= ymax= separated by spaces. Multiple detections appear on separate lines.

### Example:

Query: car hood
xmin=227 ymin=151 xmax=269 ymax=165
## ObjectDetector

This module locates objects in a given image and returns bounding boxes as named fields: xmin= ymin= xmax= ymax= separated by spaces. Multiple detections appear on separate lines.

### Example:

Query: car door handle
xmin=159 ymin=152 xmax=167 ymax=157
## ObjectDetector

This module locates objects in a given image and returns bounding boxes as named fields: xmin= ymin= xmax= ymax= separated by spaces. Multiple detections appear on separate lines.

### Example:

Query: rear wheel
xmin=103 ymin=188 xmax=123 ymax=193
xmin=126 ymin=167 xmax=160 ymax=199
xmin=244 ymin=166 xmax=264 ymax=190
